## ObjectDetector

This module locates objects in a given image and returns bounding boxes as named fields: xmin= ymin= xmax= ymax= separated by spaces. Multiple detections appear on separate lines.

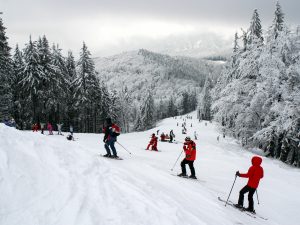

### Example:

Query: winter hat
xmin=185 ymin=136 xmax=191 ymax=141
xmin=106 ymin=118 xmax=112 ymax=124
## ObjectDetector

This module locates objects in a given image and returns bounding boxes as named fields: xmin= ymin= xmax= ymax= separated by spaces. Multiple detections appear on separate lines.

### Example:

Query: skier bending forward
xmin=235 ymin=156 xmax=264 ymax=213
xmin=103 ymin=118 xmax=121 ymax=158
xmin=178 ymin=136 xmax=197 ymax=179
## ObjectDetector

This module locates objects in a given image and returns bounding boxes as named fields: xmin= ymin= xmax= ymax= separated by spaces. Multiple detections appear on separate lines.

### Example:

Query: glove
xmin=235 ymin=171 xmax=240 ymax=177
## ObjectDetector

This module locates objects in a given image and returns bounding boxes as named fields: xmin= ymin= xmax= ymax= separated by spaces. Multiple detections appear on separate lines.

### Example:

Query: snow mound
xmin=1 ymin=114 xmax=300 ymax=225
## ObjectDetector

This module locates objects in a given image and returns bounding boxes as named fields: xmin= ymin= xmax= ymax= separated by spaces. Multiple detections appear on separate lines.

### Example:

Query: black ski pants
xmin=238 ymin=185 xmax=256 ymax=210
xmin=181 ymin=159 xmax=195 ymax=176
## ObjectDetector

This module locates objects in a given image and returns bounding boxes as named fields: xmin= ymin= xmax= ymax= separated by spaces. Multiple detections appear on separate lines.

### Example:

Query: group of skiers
xmin=102 ymin=116 xmax=264 ymax=214
xmin=31 ymin=122 xmax=73 ymax=136
xmin=160 ymin=130 xmax=175 ymax=142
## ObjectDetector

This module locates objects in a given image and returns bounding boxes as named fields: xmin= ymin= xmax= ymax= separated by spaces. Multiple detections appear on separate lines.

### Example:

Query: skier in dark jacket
xmin=169 ymin=130 xmax=175 ymax=143
xmin=235 ymin=156 xmax=264 ymax=213
xmin=103 ymin=118 xmax=121 ymax=158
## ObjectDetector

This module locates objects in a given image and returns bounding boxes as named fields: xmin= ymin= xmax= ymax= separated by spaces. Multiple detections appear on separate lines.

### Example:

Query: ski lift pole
xmin=225 ymin=175 xmax=237 ymax=207
xmin=170 ymin=150 xmax=183 ymax=171
xmin=116 ymin=141 xmax=132 ymax=155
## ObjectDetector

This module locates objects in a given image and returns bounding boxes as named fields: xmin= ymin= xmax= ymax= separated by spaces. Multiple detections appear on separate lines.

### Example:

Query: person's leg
xmin=109 ymin=141 xmax=117 ymax=156
xmin=247 ymin=188 xmax=256 ymax=211
xmin=188 ymin=161 xmax=195 ymax=176
xmin=238 ymin=185 xmax=250 ymax=207
xmin=146 ymin=143 xmax=151 ymax=150
xmin=180 ymin=159 xmax=188 ymax=175
xmin=104 ymin=142 xmax=111 ymax=156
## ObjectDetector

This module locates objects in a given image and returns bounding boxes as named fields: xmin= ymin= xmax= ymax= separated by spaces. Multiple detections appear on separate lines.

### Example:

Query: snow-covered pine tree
xmin=248 ymin=9 xmax=263 ymax=45
xmin=180 ymin=91 xmax=190 ymax=115
xmin=75 ymin=42 xmax=100 ymax=132
xmin=21 ymin=36 xmax=45 ymax=123
xmin=0 ymin=16 xmax=12 ymax=121
xmin=118 ymin=86 xmax=133 ymax=132
xmin=65 ymin=50 xmax=77 ymax=129
xmin=198 ymin=77 xmax=212 ymax=121
xmin=11 ymin=45 xmax=28 ymax=128
xmin=167 ymin=97 xmax=176 ymax=117
xmin=138 ymin=90 xmax=155 ymax=131
xmin=49 ymin=44 xmax=68 ymax=125
xmin=270 ymin=1 xmax=285 ymax=40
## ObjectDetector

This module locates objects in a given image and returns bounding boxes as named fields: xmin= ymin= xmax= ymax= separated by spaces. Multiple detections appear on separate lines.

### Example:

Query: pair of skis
xmin=218 ymin=197 xmax=267 ymax=220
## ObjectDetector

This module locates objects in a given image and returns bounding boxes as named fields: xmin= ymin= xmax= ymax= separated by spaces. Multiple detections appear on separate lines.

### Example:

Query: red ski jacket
xmin=239 ymin=156 xmax=264 ymax=189
xmin=150 ymin=136 xmax=158 ymax=145
xmin=183 ymin=140 xmax=196 ymax=161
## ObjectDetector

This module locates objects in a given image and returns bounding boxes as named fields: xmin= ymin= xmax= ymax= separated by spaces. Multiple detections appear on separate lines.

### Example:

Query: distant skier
xmin=103 ymin=118 xmax=121 ymax=158
xmin=47 ymin=122 xmax=53 ymax=135
xmin=57 ymin=123 xmax=63 ymax=135
xmin=146 ymin=133 xmax=158 ymax=151
xmin=70 ymin=125 xmax=74 ymax=135
xmin=178 ymin=137 xmax=197 ymax=179
xmin=160 ymin=133 xmax=166 ymax=142
xmin=235 ymin=156 xmax=264 ymax=213
xmin=169 ymin=130 xmax=175 ymax=143
xmin=66 ymin=134 xmax=74 ymax=141
xmin=194 ymin=131 xmax=198 ymax=140
xmin=40 ymin=123 xmax=45 ymax=134
xmin=32 ymin=123 xmax=38 ymax=132
xmin=182 ymin=126 xmax=187 ymax=134
xmin=156 ymin=129 xmax=160 ymax=135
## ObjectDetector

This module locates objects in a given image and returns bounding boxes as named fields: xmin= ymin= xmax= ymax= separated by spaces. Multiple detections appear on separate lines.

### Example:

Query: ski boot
xmin=189 ymin=175 xmax=197 ymax=179
xmin=178 ymin=173 xmax=188 ymax=178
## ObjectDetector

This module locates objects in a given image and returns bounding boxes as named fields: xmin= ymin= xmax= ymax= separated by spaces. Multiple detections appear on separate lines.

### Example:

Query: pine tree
xmin=21 ymin=36 xmax=44 ymax=123
xmin=0 ymin=17 xmax=12 ymax=121
xmin=249 ymin=9 xmax=263 ymax=44
xmin=198 ymin=77 xmax=212 ymax=120
xmin=75 ymin=42 xmax=99 ymax=132
xmin=271 ymin=1 xmax=285 ymax=39
xmin=167 ymin=97 xmax=176 ymax=117
xmin=139 ymin=90 xmax=155 ymax=130
xmin=12 ymin=45 xmax=27 ymax=128
xmin=65 ymin=50 xmax=77 ymax=128
xmin=118 ymin=86 xmax=133 ymax=132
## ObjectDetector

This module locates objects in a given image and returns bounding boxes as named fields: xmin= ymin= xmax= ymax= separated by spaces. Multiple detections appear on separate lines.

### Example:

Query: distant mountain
xmin=94 ymin=49 xmax=224 ymax=104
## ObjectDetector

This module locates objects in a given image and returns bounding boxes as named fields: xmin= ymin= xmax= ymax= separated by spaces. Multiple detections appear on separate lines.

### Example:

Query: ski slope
xmin=1 ymin=112 xmax=300 ymax=225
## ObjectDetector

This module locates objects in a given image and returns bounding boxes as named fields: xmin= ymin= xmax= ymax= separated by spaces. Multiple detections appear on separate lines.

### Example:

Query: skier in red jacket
xmin=178 ymin=136 xmax=197 ymax=179
xmin=146 ymin=133 xmax=158 ymax=151
xmin=235 ymin=156 xmax=264 ymax=213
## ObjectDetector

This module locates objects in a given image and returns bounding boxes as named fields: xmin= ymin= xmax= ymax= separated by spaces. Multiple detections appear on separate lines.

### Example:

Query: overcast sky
xmin=1 ymin=0 xmax=299 ymax=57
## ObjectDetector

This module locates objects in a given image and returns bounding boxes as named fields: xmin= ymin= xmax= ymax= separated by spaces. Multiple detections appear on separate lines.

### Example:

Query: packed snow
xmin=1 ymin=112 xmax=300 ymax=225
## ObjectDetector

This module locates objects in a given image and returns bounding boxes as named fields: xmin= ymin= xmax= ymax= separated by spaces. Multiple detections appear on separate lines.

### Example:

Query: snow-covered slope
xmin=94 ymin=49 xmax=223 ymax=102
xmin=1 ymin=112 xmax=300 ymax=225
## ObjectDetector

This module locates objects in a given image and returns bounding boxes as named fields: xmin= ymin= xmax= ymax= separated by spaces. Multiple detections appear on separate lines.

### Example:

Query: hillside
xmin=94 ymin=49 xmax=223 ymax=103
xmin=1 ymin=112 xmax=300 ymax=225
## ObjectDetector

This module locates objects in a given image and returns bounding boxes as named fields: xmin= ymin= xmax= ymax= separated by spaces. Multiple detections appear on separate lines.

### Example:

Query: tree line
xmin=0 ymin=16 xmax=198 ymax=133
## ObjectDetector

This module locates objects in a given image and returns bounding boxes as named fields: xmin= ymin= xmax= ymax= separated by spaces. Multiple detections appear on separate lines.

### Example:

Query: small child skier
xmin=146 ymin=133 xmax=158 ymax=151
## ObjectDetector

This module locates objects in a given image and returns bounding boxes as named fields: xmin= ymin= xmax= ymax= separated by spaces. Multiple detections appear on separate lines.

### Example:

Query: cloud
xmin=1 ymin=0 xmax=299 ymax=57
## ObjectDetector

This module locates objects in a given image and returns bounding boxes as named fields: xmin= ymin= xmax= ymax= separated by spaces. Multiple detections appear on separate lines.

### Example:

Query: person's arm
xmin=103 ymin=127 xmax=109 ymax=142
xmin=239 ymin=166 xmax=254 ymax=178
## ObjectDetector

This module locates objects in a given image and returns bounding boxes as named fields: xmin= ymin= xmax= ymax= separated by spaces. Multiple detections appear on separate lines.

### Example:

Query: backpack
xmin=111 ymin=124 xmax=121 ymax=137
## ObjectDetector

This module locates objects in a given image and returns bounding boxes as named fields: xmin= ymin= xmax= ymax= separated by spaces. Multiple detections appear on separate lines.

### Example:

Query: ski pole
xmin=170 ymin=150 xmax=183 ymax=171
xmin=225 ymin=175 xmax=237 ymax=207
xmin=256 ymin=190 xmax=260 ymax=205
xmin=116 ymin=141 xmax=132 ymax=155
